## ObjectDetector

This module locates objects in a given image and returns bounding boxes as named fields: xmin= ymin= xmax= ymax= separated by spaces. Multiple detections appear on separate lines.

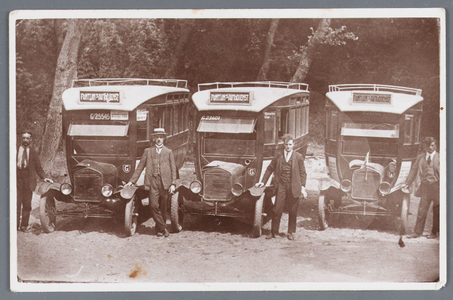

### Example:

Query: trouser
xmin=271 ymin=180 xmax=299 ymax=235
xmin=414 ymin=182 xmax=439 ymax=235
xmin=150 ymin=175 xmax=168 ymax=233
xmin=17 ymin=170 xmax=33 ymax=229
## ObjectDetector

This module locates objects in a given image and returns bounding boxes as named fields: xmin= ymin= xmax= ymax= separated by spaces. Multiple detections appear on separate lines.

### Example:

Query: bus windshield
xmin=68 ymin=122 xmax=130 ymax=156
xmin=202 ymin=132 xmax=256 ymax=157
xmin=341 ymin=122 xmax=399 ymax=138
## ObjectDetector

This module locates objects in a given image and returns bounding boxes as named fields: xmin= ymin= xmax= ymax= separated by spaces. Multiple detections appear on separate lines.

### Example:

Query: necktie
xmin=21 ymin=147 xmax=28 ymax=169
xmin=427 ymin=155 xmax=431 ymax=165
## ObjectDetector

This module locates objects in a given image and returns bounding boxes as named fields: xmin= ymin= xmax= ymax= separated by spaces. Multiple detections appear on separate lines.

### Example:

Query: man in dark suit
xmin=256 ymin=134 xmax=307 ymax=240
xmin=126 ymin=128 xmax=176 ymax=237
xmin=16 ymin=130 xmax=53 ymax=232
xmin=404 ymin=137 xmax=440 ymax=239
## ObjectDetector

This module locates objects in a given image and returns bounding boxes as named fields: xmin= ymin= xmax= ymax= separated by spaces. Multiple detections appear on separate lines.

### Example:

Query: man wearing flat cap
xmin=126 ymin=128 xmax=176 ymax=237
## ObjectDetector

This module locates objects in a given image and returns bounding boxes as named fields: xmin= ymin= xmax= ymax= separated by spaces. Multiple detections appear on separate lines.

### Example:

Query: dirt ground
xmin=15 ymin=146 xmax=440 ymax=286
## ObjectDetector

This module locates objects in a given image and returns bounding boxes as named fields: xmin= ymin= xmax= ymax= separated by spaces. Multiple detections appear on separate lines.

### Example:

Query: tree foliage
xmin=15 ymin=18 xmax=441 ymax=170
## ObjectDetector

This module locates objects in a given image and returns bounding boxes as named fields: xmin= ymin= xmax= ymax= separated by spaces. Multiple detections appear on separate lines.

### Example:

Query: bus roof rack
xmin=198 ymin=81 xmax=309 ymax=92
xmin=72 ymin=78 xmax=188 ymax=88
xmin=329 ymin=84 xmax=422 ymax=96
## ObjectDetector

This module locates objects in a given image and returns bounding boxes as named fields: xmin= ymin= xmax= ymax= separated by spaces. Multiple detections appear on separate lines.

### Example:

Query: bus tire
xmin=318 ymin=194 xmax=328 ymax=231
xmin=125 ymin=197 xmax=138 ymax=237
xmin=252 ymin=194 xmax=265 ymax=238
xmin=39 ymin=195 xmax=56 ymax=233
xmin=400 ymin=194 xmax=409 ymax=235
xmin=170 ymin=192 xmax=183 ymax=233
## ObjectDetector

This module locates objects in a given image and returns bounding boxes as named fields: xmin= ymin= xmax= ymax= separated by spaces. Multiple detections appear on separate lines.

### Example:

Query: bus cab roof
xmin=326 ymin=84 xmax=423 ymax=114
xmin=62 ymin=78 xmax=189 ymax=111
xmin=192 ymin=81 xmax=309 ymax=113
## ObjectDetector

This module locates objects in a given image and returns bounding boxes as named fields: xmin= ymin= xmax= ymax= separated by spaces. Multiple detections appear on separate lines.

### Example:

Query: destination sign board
xmin=352 ymin=93 xmax=391 ymax=105
xmin=80 ymin=92 xmax=120 ymax=103
xmin=210 ymin=92 xmax=250 ymax=104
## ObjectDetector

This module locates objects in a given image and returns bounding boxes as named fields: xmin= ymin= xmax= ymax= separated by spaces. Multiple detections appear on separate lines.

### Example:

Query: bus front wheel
xmin=125 ymin=197 xmax=138 ymax=237
xmin=252 ymin=194 xmax=265 ymax=238
xmin=318 ymin=194 xmax=329 ymax=231
xmin=39 ymin=196 xmax=56 ymax=233
xmin=170 ymin=192 xmax=183 ymax=233
xmin=400 ymin=194 xmax=409 ymax=235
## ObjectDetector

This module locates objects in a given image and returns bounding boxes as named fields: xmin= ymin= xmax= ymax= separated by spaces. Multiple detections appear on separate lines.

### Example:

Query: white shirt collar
xmin=426 ymin=151 xmax=436 ymax=160
xmin=284 ymin=150 xmax=293 ymax=162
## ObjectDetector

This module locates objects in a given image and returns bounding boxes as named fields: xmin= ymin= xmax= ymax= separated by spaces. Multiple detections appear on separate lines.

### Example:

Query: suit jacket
xmin=406 ymin=152 xmax=440 ymax=197
xmin=17 ymin=146 xmax=47 ymax=191
xmin=130 ymin=145 xmax=176 ymax=190
xmin=261 ymin=151 xmax=307 ymax=198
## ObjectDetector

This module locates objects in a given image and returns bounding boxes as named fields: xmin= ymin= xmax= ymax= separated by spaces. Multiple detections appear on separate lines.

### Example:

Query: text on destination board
xmin=210 ymin=92 xmax=250 ymax=104
xmin=80 ymin=92 xmax=120 ymax=103
xmin=352 ymin=93 xmax=392 ymax=105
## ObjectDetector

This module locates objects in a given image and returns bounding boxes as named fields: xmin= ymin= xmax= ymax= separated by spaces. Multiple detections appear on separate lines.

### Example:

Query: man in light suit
xmin=16 ymin=130 xmax=53 ymax=232
xmin=404 ymin=137 xmax=440 ymax=239
xmin=126 ymin=128 xmax=176 ymax=237
xmin=256 ymin=134 xmax=307 ymax=240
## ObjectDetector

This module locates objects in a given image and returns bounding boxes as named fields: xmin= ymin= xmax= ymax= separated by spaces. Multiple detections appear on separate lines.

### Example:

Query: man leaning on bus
xmin=126 ymin=128 xmax=176 ymax=237
xmin=255 ymin=134 xmax=307 ymax=241
xmin=404 ymin=137 xmax=440 ymax=239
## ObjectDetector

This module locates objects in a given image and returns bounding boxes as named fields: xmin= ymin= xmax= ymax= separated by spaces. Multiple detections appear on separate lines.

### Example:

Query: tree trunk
xmin=165 ymin=19 xmax=195 ymax=78
xmin=291 ymin=18 xmax=331 ymax=83
xmin=256 ymin=19 xmax=279 ymax=81
xmin=41 ymin=19 xmax=87 ymax=176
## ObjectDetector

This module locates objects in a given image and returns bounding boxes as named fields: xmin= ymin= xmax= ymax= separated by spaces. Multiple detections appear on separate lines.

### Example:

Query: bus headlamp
xmin=231 ymin=183 xmax=244 ymax=197
xmin=61 ymin=183 xmax=73 ymax=195
xmin=340 ymin=179 xmax=352 ymax=193
xmin=387 ymin=162 xmax=396 ymax=178
xmin=190 ymin=181 xmax=202 ymax=194
xmin=101 ymin=184 xmax=114 ymax=197
xmin=379 ymin=182 xmax=391 ymax=195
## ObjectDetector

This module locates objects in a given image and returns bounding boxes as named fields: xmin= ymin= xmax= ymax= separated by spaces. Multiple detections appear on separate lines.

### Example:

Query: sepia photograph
xmin=9 ymin=8 xmax=446 ymax=292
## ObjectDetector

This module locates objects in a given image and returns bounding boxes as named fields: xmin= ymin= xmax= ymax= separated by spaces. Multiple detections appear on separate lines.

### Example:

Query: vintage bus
xmin=38 ymin=78 xmax=190 ymax=236
xmin=169 ymin=81 xmax=310 ymax=237
xmin=318 ymin=84 xmax=423 ymax=233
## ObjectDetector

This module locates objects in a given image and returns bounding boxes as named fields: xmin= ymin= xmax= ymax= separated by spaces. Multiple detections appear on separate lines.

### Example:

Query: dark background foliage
xmin=15 ymin=18 xmax=440 ymax=149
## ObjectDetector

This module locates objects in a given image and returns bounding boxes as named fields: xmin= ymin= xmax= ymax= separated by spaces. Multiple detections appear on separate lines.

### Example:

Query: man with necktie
xmin=126 ymin=128 xmax=176 ymax=237
xmin=404 ymin=137 xmax=440 ymax=239
xmin=256 ymin=134 xmax=307 ymax=240
xmin=16 ymin=130 xmax=53 ymax=232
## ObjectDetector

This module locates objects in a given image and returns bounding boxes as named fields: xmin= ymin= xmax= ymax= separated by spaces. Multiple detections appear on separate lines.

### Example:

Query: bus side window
xmin=289 ymin=108 xmax=296 ymax=137
xmin=136 ymin=108 xmax=149 ymax=142
xmin=329 ymin=110 xmax=337 ymax=141
xmin=404 ymin=114 xmax=414 ymax=144
xmin=174 ymin=98 xmax=180 ymax=134
xmin=264 ymin=111 xmax=276 ymax=143
xmin=277 ymin=108 xmax=289 ymax=138
xmin=296 ymin=106 xmax=301 ymax=137
xmin=165 ymin=105 xmax=173 ymax=136
xmin=414 ymin=114 xmax=421 ymax=143
xmin=151 ymin=106 xmax=165 ymax=130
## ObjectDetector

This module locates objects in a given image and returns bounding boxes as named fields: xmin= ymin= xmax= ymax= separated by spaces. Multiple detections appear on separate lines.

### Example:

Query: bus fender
xmin=120 ymin=185 xmax=138 ymax=200
xmin=36 ymin=182 xmax=62 ymax=196
xmin=318 ymin=178 xmax=340 ymax=192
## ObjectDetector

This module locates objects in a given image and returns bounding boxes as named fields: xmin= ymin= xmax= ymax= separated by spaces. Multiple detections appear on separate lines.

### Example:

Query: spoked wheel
xmin=400 ymin=193 xmax=410 ymax=235
xmin=125 ymin=196 xmax=138 ymax=237
xmin=39 ymin=196 xmax=57 ymax=233
xmin=252 ymin=193 xmax=265 ymax=238
xmin=318 ymin=194 xmax=329 ymax=231
xmin=170 ymin=191 xmax=183 ymax=233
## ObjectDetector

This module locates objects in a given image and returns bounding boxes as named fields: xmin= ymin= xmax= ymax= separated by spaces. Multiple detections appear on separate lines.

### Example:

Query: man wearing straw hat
xmin=126 ymin=128 xmax=176 ymax=237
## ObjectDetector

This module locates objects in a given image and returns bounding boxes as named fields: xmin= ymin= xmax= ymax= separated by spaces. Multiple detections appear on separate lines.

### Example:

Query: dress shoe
xmin=427 ymin=233 xmax=438 ymax=239
xmin=20 ymin=226 xmax=30 ymax=233
xmin=265 ymin=234 xmax=276 ymax=239
xmin=406 ymin=233 xmax=421 ymax=239
xmin=163 ymin=229 xmax=170 ymax=238
xmin=157 ymin=232 xmax=164 ymax=237
xmin=287 ymin=233 xmax=295 ymax=241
